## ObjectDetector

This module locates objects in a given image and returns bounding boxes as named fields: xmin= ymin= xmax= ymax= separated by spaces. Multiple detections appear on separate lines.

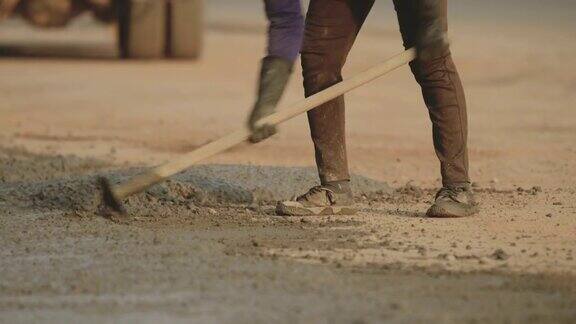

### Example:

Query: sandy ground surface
xmin=1 ymin=1 xmax=576 ymax=323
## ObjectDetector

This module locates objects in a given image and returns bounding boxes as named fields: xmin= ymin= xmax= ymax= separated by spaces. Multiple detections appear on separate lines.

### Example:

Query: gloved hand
xmin=248 ymin=56 xmax=293 ymax=143
xmin=415 ymin=0 xmax=450 ymax=61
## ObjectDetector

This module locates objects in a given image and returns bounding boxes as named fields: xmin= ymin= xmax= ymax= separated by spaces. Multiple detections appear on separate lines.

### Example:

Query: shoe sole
xmin=276 ymin=201 xmax=357 ymax=216
xmin=426 ymin=203 xmax=480 ymax=218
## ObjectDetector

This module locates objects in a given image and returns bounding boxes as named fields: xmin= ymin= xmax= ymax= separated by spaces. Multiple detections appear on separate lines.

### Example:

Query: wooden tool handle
xmin=114 ymin=48 xmax=416 ymax=199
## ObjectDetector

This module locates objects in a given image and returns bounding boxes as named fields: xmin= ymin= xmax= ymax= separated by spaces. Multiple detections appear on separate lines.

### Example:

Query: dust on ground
xmin=1 ymin=147 xmax=575 ymax=323
xmin=2 ymin=1 xmax=576 ymax=322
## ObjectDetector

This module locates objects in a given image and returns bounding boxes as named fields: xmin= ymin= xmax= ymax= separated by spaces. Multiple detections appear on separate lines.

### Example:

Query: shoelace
xmin=300 ymin=186 xmax=335 ymax=202
xmin=436 ymin=187 xmax=465 ymax=201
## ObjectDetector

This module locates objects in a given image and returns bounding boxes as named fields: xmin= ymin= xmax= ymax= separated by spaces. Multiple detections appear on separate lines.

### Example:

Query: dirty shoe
xmin=276 ymin=182 xmax=356 ymax=216
xmin=426 ymin=185 xmax=479 ymax=218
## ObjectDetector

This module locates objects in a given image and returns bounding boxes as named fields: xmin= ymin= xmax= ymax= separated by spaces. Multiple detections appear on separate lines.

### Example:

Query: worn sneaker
xmin=426 ymin=185 xmax=479 ymax=218
xmin=276 ymin=184 xmax=356 ymax=216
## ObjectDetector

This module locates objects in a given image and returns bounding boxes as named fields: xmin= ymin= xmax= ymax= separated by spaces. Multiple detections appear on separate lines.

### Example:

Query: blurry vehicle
xmin=0 ymin=0 xmax=203 ymax=59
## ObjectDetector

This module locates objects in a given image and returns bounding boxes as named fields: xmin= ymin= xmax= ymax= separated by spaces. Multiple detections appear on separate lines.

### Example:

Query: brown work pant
xmin=302 ymin=0 xmax=470 ymax=187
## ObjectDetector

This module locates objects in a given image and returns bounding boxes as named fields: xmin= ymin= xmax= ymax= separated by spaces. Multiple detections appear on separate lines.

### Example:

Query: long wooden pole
xmin=110 ymin=48 xmax=416 ymax=200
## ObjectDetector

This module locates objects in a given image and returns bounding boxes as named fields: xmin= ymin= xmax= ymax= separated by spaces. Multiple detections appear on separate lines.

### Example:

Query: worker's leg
xmin=395 ymin=0 xmax=469 ymax=186
xmin=394 ymin=0 xmax=478 ymax=217
xmin=277 ymin=0 xmax=375 ymax=216
xmin=302 ymin=0 xmax=374 ymax=184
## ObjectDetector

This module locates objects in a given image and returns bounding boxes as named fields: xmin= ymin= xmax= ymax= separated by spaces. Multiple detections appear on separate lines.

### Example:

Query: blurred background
xmin=1 ymin=0 xmax=575 ymax=187
xmin=1 ymin=0 xmax=575 ymax=58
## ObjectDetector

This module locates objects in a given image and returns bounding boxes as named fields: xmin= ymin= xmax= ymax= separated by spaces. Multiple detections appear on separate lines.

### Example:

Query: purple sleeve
xmin=264 ymin=0 xmax=304 ymax=63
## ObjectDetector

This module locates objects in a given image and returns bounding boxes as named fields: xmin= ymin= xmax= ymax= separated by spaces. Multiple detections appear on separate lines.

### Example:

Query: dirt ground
xmin=1 ymin=1 xmax=576 ymax=323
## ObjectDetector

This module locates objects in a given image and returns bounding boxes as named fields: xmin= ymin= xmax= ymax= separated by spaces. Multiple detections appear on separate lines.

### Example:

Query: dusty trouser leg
xmin=276 ymin=0 xmax=374 ymax=216
xmin=301 ymin=0 xmax=374 ymax=185
xmin=394 ymin=0 xmax=470 ymax=187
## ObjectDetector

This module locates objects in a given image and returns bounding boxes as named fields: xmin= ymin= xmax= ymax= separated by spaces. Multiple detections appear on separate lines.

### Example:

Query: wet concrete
xmin=1 ymin=148 xmax=391 ymax=215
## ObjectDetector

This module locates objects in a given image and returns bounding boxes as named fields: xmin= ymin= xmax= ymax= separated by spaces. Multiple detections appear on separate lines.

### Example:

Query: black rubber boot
xmin=248 ymin=56 xmax=293 ymax=143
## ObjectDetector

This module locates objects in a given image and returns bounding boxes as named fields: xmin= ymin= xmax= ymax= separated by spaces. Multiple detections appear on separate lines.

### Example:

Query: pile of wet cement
xmin=1 ymin=150 xmax=392 ymax=214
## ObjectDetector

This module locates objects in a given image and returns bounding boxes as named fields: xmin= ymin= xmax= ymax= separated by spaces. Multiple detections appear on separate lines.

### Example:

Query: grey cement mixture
xmin=1 ymin=147 xmax=391 ymax=215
